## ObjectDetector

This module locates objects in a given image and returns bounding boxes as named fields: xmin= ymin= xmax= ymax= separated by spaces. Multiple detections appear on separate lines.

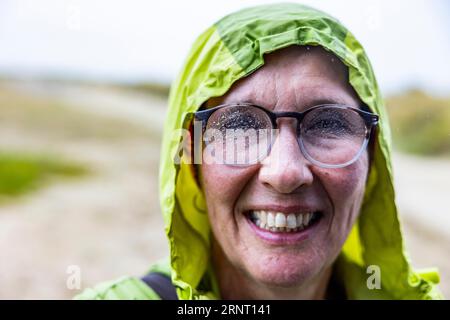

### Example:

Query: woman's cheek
xmin=201 ymin=164 xmax=260 ymax=209
xmin=317 ymin=155 xmax=368 ymax=203
xmin=316 ymin=157 xmax=368 ymax=239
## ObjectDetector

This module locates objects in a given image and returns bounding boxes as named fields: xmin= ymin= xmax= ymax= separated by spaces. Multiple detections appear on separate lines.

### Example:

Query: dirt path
xmin=392 ymin=153 xmax=450 ymax=297
xmin=393 ymin=153 xmax=450 ymax=236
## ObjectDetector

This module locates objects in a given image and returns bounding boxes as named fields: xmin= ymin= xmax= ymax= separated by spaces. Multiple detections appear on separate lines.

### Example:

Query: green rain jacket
xmin=76 ymin=3 xmax=442 ymax=300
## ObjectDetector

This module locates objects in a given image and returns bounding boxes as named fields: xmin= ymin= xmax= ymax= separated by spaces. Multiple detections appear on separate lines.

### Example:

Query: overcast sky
xmin=0 ymin=0 xmax=449 ymax=94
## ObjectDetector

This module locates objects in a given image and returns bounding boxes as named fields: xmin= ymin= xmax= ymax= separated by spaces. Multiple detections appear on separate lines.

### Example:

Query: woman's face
xmin=200 ymin=46 xmax=369 ymax=288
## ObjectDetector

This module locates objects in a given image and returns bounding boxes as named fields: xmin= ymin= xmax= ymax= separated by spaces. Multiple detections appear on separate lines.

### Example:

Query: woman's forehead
xmin=209 ymin=45 xmax=361 ymax=110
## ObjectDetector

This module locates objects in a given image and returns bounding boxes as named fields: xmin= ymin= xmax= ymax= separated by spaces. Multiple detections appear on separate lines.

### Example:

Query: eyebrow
xmin=235 ymin=97 xmax=355 ymax=110
xmin=302 ymin=98 xmax=351 ymax=107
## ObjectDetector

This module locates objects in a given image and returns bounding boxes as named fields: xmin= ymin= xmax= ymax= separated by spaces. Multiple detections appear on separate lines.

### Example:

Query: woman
xmin=76 ymin=3 xmax=442 ymax=299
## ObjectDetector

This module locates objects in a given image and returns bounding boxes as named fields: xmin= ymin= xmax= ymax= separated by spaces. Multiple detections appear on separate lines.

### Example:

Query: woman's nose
xmin=258 ymin=121 xmax=314 ymax=193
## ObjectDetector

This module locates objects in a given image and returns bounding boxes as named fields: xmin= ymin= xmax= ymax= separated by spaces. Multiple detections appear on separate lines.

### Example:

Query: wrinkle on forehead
xmin=209 ymin=45 xmax=362 ymax=111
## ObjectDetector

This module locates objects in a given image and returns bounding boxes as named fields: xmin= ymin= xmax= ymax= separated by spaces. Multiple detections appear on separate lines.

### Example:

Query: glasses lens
xmin=204 ymin=105 xmax=272 ymax=165
xmin=300 ymin=106 xmax=368 ymax=166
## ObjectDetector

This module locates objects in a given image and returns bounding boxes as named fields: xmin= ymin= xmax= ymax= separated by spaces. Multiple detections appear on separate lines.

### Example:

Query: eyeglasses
xmin=193 ymin=103 xmax=378 ymax=168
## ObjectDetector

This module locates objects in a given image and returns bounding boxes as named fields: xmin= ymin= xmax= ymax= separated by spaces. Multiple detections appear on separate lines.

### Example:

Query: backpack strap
xmin=141 ymin=272 xmax=178 ymax=300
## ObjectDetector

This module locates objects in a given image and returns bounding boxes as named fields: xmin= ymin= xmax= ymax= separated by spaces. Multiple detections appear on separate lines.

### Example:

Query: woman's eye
xmin=218 ymin=113 xmax=263 ymax=131
xmin=306 ymin=119 xmax=350 ymax=136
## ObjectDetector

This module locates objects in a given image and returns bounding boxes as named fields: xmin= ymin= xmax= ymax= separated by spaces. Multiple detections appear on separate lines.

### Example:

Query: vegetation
xmin=123 ymin=82 xmax=171 ymax=97
xmin=0 ymin=151 xmax=88 ymax=200
xmin=385 ymin=89 xmax=450 ymax=156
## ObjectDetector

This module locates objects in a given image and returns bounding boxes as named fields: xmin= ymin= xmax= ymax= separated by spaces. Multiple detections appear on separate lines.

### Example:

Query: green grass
xmin=386 ymin=90 xmax=450 ymax=156
xmin=0 ymin=151 xmax=88 ymax=200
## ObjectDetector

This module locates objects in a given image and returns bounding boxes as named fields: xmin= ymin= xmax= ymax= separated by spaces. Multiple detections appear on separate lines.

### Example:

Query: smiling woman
xmin=75 ymin=3 xmax=443 ymax=300
xmin=198 ymin=46 xmax=373 ymax=299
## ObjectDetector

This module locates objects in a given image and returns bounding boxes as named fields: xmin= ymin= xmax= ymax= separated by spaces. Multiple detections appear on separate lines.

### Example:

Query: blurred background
xmin=0 ymin=0 xmax=449 ymax=299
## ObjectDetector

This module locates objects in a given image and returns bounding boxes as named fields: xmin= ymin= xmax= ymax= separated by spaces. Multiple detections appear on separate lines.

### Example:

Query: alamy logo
xmin=66 ymin=265 xmax=82 ymax=290
xmin=366 ymin=265 xmax=381 ymax=290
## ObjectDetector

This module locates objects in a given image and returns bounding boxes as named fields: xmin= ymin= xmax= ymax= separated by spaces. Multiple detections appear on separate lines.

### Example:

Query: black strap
xmin=141 ymin=272 xmax=178 ymax=300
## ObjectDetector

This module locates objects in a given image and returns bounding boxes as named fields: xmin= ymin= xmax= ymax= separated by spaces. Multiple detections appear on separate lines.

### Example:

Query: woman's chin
xmin=244 ymin=253 xmax=324 ymax=287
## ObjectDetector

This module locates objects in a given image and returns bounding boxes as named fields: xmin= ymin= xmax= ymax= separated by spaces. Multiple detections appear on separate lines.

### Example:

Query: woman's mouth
xmin=248 ymin=210 xmax=322 ymax=232
xmin=245 ymin=210 xmax=324 ymax=244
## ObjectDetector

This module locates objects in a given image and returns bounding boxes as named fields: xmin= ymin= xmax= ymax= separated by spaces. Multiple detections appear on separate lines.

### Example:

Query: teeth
xmin=297 ymin=214 xmax=303 ymax=226
xmin=267 ymin=212 xmax=275 ymax=227
xmin=250 ymin=210 xmax=319 ymax=233
xmin=304 ymin=214 xmax=309 ymax=225
xmin=260 ymin=211 xmax=267 ymax=227
xmin=275 ymin=213 xmax=286 ymax=227
xmin=303 ymin=213 xmax=310 ymax=226
xmin=286 ymin=214 xmax=297 ymax=229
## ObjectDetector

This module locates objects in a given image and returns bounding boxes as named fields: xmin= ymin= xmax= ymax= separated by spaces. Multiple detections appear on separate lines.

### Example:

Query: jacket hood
xmin=159 ymin=3 xmax=442 ymax=299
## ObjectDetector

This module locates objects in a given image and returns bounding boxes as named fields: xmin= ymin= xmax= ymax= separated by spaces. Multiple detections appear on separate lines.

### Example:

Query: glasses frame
xmin=193 ymin=103 xmax=379 ymax=168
